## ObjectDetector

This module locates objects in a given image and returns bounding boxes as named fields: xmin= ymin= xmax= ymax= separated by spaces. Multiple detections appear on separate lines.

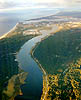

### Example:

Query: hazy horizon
xmin=0 ymin=8 xmax=59 ymax=36
xmin=0 ymin=0 xmax=81 ymax=12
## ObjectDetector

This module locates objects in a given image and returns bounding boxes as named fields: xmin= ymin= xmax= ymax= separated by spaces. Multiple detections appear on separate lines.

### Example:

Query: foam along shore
xmin=0 ymin=23 xmax=19 ymax=40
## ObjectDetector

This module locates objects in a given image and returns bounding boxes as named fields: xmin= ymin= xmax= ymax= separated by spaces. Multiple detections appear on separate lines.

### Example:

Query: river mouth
xmin=16 ymin=25 xmax=58 ymax=100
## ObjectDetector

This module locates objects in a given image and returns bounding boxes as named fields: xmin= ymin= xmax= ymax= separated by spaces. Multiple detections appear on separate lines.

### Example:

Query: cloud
xmin=0 ymin=0 xmax=81 ymax=11
xmin=0 ymin=2 xmax=11 ymax=9
xmin=0 ymin=1 xmax=18 ymax=9
xmin=0 ymin=1 xmax=34 ymax=10
xmin=36 ymin=0 xmax=81 ymax=8
xmin=37 ymin=2 xmax=61 ymax=8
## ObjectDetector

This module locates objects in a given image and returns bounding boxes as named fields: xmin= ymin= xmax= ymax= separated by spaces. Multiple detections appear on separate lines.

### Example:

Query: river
xmin=16 ymin=25 xmax=58 ymax=100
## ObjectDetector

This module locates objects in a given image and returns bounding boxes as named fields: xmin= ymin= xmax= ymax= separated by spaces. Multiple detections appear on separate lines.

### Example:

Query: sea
xmin=0 ymin=8 xmax=59 ymax=37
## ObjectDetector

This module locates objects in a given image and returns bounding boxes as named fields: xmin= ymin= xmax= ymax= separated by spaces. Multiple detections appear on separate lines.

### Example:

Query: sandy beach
xmin=0 ymin=23 xmax=18 ymax=40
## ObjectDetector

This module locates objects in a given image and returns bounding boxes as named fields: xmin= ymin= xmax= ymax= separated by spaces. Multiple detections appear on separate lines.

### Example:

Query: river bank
xmin=31 ymin=48 xmax=48 ymax=100
xmin=0 ymin=16 xmax=62 ymax=100
xmin=30 ymin=25 xmax=61 ymax=100
xmin=32 ymin=23 xmax=81 ymax=100
xmin=2 ymin=72 xmax=28 ymax=100
xmin=0 ymin=23 xmax=38 ymax=100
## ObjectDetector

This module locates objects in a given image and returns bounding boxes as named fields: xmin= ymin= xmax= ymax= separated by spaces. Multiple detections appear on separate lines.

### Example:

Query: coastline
xmin=0 ymin=23 xmax=19 ymax=40
xmin=0 ymin=16 xmax=62 ymax=100
xmin=0 ymin=24 xmax=38 ymax=100
xmin=26 ymin=11 xmax=60 ymax=22
xmin=0 ymin=12 xmax=81 ymax=100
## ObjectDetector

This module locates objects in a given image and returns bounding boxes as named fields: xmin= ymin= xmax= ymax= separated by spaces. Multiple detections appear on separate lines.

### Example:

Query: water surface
xmin=16 ymin=25 xmax=58 ymax=100
xmin=0 ymin=8 xmax=58 ymax=36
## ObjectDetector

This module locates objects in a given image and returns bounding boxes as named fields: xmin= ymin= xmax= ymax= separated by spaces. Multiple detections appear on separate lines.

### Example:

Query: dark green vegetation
xmin=47 ymin=60 xmax=81 ymax=100
xmin=34 ymin=27 xmax=81 ymax=100
xmin=34 ymin=28 xmax=81 ymax=74
xmin=0 ymin=33 xmax=36 ymax=100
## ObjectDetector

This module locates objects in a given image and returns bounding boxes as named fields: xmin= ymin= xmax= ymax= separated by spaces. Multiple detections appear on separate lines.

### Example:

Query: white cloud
xmin=0 ymin=0 xmax=81 ymax=11
xmin=35 ymin=0 xmax=81 ymax=8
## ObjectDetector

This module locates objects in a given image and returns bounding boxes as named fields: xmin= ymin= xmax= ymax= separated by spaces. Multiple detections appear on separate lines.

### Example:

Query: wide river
xmin=16 ymin=25 xmax=58 ymax=100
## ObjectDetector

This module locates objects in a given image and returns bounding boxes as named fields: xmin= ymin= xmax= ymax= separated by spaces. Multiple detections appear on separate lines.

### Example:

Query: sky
xmin=0 ymin=0 xmax=81 ymax=11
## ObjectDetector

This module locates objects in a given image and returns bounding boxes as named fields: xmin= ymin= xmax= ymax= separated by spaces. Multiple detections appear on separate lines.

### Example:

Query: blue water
xmin=0 ymin=8 xmax=59 ymax=36
xmin=0 ymin=8 xmax=59 ymax=100
xmin=16 ymin=25 xmax=58 ymax=100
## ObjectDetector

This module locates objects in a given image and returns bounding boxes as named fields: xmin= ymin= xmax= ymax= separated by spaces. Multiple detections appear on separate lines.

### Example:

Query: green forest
xmin=33 ymin=28 xmax=81 ymax=74
xmin=33 ymin=27 xmax=81 ymax=100
xmin=0 ymin=33 xmax=35 ymax=99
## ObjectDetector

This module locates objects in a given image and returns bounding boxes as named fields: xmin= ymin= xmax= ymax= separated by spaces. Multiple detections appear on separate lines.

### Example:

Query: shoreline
xmin=30 ymin=25 xmax=61 ymax=100
xmin=0 ymin=31 xmax=37 ymax=100
xmin=30 ymin=23 xmax=81 ymax=100
xmin=0 ymin=23 xmax=19 ymax=40
xmin=0 ymin=17 xmax=61 ymax=100
xmin=3 ymin=72 xmax=28 ymax=100
xmin=30 ymin=43 xmax=48 ymax=100
xmin=26 ymin=11 xmax=60 ymax=22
